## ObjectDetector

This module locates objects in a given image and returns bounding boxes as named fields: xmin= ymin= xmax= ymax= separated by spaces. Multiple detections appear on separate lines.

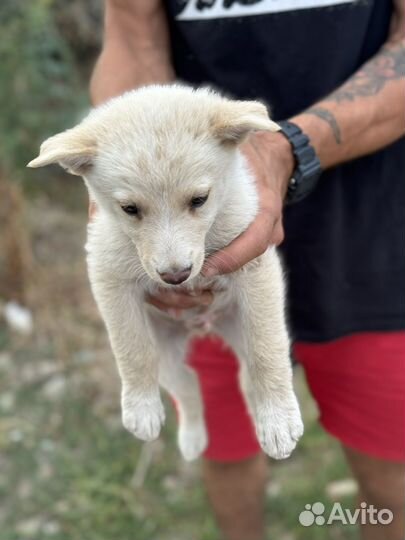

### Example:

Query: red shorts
xmin=187 ymin=332 xmax=405 ymax=463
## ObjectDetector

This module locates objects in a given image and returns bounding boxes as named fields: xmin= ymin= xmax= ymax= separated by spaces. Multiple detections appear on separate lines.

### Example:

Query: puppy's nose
xmin=158 ymin=266 xmax=192 ymax=285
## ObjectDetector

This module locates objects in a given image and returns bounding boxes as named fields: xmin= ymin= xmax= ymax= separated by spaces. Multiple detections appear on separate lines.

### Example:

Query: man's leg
xmin=343 ymin=445 xmax=405 ymax=540
xmin=295 ymin=332 xmax=405 ymax=540
xmin=188 ymin=337 xmax=266 ymax=540
xmin=203 ymin=454 xmax=267 ymax=540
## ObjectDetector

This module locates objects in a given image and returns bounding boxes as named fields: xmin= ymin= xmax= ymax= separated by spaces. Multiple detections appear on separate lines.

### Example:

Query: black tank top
xmin=165 ymin=0 xmax=405 ymax=342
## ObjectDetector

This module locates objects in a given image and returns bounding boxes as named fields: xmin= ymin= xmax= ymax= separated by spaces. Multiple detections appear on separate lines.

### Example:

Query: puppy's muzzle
xmin=158 ymin=266 xmax=192 ymax=285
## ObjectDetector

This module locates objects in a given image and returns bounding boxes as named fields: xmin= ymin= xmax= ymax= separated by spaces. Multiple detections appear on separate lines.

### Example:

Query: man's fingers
xmin=272 ymin=218 xmax=285 ymax=246
xmin=146 ymin=289 xmax=213 ymax=311
xmin=202 ymin=212 xmax=279 ymax=277
xmin=145 ymin=295 xmax=178 ymax=314
xmin=89 ymin=200 xmax=97 ymax=221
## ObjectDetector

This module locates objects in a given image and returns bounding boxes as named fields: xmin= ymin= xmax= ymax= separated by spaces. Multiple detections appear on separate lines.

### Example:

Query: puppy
xmin=29 ymin=85 xmax=304 ymax=461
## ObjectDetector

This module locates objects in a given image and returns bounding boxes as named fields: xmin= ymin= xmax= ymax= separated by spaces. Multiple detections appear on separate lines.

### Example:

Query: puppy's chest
xmin=150 ymin=276 xmax=236 ymax=335
xmin=183 ymin=291 xmax=233 ymax=334
xmin=184 ymin=311 xmax=219 ymax=333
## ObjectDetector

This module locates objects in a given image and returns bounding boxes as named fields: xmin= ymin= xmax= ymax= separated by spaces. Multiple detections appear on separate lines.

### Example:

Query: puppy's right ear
xmin=27 ymin=128 xmax=96 ymax=176
xmin=211 ymin=100 xmax=280 ymax=144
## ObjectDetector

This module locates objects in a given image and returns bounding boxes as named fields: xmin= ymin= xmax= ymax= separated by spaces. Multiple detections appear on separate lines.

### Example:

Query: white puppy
xmin=29 ymin=85 xmax=303 ymax=461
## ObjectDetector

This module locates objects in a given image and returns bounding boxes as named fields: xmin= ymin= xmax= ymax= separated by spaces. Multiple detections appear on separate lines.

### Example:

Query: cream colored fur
xmin=29 ymin=85 xmax=303 ymax=460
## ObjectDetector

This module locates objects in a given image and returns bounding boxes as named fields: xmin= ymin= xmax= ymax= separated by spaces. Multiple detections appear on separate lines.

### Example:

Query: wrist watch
xmin=278 ymin=120 xmax=322 ymax=204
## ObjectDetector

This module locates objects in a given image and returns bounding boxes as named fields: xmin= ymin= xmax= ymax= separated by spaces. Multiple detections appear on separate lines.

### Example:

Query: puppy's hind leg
xmin=216 ymin=317 xmax=257 ymax=423
xmin=159 ymin=337 xmax=208 ymax=461
xmin=219 ymin=251 xmax=304 ymax=460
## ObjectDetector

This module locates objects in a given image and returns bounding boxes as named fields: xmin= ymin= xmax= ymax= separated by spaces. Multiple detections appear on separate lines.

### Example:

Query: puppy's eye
xmin=190 ymin=194 xmax=209 ymax=209
xmin=121 ymin=204 xmax=139 ymax=216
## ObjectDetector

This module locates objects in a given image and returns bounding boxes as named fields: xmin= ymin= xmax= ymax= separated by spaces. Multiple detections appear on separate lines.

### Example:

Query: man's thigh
xmin=294 ymin=331 xmax=405 ymax=462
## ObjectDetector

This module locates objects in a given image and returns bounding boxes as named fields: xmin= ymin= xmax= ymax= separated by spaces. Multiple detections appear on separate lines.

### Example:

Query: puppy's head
xmin=29 ymin=86 xmax=279 ymax=285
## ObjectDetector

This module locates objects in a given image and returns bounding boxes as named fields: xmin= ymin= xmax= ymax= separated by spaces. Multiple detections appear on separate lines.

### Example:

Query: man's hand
xmin=146 ymin=289 xmax=214 ymax=315
xmin=202 ymin=131 xmax=294 ymax=278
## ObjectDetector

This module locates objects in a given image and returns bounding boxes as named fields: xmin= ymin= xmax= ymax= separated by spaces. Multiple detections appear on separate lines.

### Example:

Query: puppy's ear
xmin=211 ymin=100 xmax=280 ymax=144
xmin=27 ymin=128 xmax=96 ymax=176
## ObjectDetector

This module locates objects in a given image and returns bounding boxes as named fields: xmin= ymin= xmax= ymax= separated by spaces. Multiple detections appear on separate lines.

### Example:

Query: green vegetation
xmin=0 ymin=0 xmax=85 ymax=178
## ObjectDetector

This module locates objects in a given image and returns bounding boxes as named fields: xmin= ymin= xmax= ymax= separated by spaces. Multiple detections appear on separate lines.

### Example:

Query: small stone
xmin=3 ymin=301 xmax=33 ymax=335
xmin=0 ymin=392 xmax=15 ymax=411
xmin=39 ymin=438 xmax=55 ymax=452
xmin=43 ymin=521 xmax=61 ymax=535
xmin=16 ymin=517 xmax=42 ymax=535
xmin=326 ymin=478 xmax=358 ymax=500
xmin=266 ymin=481 xmax=282 ymax=498
xmin=42 ymin=376 xmax=66 ymax=399
xmin=9 ymin=429 xmax=24 ymax=443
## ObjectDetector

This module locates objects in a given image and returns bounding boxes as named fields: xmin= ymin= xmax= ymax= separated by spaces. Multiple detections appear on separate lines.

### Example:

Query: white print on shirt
xmin=177 ymin=0 xmax=357 ymax=21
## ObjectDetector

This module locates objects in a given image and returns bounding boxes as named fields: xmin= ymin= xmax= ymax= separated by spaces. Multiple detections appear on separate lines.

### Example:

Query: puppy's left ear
xmin=27 ymin=127 xmax=96 ymax=176
xmin=212 ymin=100 xmax=280 ymax=144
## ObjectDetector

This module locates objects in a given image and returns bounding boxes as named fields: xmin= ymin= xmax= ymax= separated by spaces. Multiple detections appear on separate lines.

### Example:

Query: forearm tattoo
xmin=329 ymin=41 xmax=405 ymax=102
xmin=303 ymin=40 xmax=404 ymax=145
xmin=304 ymin=107 xmax=342 ymax=144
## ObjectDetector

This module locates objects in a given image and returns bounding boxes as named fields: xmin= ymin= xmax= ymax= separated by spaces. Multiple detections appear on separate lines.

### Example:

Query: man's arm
xmin=203 ymin=1 xmax=405 ymax=277
xmin=293 ymin=22 xmax=405 ymax=168
xmin=90 ymin=0 xmax=174 ymax=105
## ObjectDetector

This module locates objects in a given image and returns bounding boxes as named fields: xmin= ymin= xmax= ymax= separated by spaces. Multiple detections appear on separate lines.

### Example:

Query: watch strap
xmin=278 ymin=120 xmax=322 ymax=204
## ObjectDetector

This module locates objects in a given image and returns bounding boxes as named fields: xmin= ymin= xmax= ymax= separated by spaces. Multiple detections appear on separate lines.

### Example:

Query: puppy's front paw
xmin=121 ymin=391 xmax=165 ymax=442
xmin=255 ymin=395 xmax=304 ymax=460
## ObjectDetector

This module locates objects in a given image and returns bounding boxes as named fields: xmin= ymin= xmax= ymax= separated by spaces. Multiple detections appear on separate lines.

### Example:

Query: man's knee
xmin=344 ymin=446 xmax=405 ymax=510
xmin=202 ymin=455 xmax=268 ymax=540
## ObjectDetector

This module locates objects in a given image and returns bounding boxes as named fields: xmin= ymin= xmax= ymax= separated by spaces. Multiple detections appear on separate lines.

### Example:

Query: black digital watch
xmin=278 ymin=120 xmax=322 ymax=204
